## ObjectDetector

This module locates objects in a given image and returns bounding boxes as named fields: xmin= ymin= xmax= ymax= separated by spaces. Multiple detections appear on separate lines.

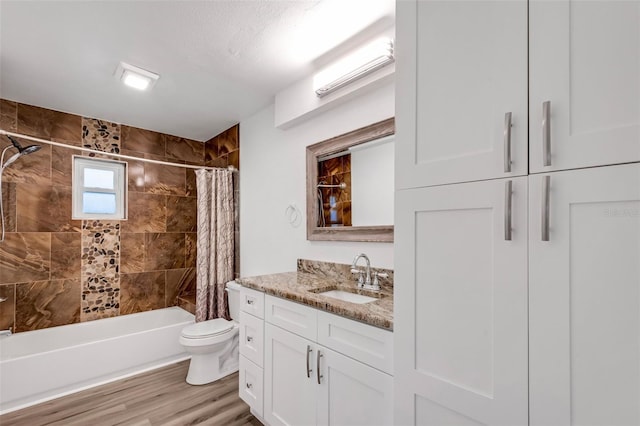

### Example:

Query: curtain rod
xmin=0 ymin=129 xmax=238 ymax=172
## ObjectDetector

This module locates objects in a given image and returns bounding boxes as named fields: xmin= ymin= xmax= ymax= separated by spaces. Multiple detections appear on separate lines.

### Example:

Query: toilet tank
xmin=225 ymin=280 xmax=242 ymax=322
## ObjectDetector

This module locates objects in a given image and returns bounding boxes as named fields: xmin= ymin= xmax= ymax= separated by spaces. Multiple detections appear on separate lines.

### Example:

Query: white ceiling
xmin=0 ymin=0 xmax=394 ymax=141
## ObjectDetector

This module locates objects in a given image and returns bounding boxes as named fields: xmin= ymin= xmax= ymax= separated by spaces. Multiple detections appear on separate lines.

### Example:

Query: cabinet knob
xmin=246 ymin=382 xmax=253 ymax=389
xmin=246 ymin=299 xmax=254 ymax=305
xmin=246 ymin=336 xmax=253 ymax=342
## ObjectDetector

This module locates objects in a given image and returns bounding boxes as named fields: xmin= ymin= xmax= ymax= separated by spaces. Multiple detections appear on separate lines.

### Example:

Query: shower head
xmin=7 ymin=136 xmax=41 ymax=155
xmin=1 ymin=136 xmax=41 ymax=170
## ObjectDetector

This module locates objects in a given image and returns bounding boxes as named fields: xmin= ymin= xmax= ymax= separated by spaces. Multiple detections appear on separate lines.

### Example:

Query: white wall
xmin=240 ymin=81 xmax=395 ymax=276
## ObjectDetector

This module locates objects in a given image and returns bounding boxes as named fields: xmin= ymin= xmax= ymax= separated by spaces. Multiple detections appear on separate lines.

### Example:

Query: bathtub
xmin=0 ymin=306 xmax=194 ymax=414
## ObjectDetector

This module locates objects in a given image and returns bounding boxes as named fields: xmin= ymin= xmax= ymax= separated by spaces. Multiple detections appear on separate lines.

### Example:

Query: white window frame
xmin=72 ymin=156 xmax=128 ymax=220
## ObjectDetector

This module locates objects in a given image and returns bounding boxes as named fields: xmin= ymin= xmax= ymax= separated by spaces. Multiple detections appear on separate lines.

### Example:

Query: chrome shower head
xmin=7 ymin=136 xmax=40 ymax=154
xmin=21 ymin=145 xmax=41 ymax=155
xmin=1 ymin=136 xmax=41 ymax=170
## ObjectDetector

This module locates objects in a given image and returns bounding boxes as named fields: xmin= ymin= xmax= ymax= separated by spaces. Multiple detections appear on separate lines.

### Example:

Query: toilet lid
xmin=181 ymin=318 xmax=233 ymax=338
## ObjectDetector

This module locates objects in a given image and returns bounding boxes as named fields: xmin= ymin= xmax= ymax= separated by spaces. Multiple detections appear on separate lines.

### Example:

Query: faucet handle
xmin=371 ymin=272 xmax=388 ymax=291
xmin=350 ymin=268 xmax=361 ymax=275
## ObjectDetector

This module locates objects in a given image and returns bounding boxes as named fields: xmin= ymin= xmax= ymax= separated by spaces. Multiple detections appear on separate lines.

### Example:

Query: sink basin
xmin=317 ymin=290 xmax=378 ymax=304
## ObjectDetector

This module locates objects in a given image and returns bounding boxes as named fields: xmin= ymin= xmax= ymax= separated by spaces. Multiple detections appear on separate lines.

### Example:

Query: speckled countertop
xmin=236 ymin=259 xmax=393 ymax=331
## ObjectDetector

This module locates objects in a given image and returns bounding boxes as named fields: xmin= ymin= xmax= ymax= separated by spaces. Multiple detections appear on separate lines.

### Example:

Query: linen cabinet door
xmin=396 ymin=0 xmax=528 ymax=189
xmin=529 ymin=164 xmax=640 ymax=425
xmin=394 ymin=177 xmax=528 ymax=425
xmin=316 ymin=346 xmax=393 ymax=426
xmin=264 ymin=323 xmax=317 ymax=426
xmin=529 ymin=0 xmax=640 ymax=172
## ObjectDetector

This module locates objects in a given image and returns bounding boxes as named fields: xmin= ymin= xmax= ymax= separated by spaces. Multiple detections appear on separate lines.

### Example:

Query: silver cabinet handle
xmin=504 ymin=180 xmax=513 ymax=241
xmin=306 ymin=345 xmax=312 ymax=378
xmin=541 ymin=176 xmax=550 ymax=241
xmin=246 ymin=336 xmax=253 ymax=342
xmin=504 ymin=112 xmax=512 ymax=173
xmin=317 ymin=350 xmax=323 ymax=384
xmin=542 ymin=101 xmax=551 ymax=166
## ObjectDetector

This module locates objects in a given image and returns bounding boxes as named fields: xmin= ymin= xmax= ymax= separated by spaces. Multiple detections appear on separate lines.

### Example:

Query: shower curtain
xmin=195 ymin=168 xmax=234 ymax=322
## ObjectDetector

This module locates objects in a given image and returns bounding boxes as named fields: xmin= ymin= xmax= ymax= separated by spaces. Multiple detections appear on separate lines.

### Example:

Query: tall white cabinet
xmin=529 ymin=0 xmax=640 ymax=172
xmin=529 ymin=165 xmax=640 ymax=425
xmin=395 ymin=0 xmax=640 ymax=425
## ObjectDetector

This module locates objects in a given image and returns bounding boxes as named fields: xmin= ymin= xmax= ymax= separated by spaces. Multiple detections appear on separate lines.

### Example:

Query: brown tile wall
xmin=317 ymin=154 xmax=352 ymax=227
xmin=0 ymin=99 xmax=240 ymax=333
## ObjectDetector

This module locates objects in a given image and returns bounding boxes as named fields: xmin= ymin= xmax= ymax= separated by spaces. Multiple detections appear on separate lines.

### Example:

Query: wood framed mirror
xmin=306 ymin=117 xmax=394 ymax=242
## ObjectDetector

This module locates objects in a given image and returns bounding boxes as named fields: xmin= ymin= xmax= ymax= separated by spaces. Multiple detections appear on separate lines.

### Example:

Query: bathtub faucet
xmin=0 ymin=328 xmax=11 ymax=337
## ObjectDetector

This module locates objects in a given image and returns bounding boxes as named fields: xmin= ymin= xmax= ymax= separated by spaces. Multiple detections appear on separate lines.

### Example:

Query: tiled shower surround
xmin=0 ymin=99 xmax=239 ymax=333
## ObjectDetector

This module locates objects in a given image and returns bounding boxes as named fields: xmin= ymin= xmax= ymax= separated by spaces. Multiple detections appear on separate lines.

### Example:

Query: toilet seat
xmin=181 ymin=318 xmax=233 ymax=339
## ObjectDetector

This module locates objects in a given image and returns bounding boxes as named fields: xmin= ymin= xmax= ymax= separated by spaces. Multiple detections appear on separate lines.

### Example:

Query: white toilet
xmin=179 ymin=281 xmax=242 ymax=385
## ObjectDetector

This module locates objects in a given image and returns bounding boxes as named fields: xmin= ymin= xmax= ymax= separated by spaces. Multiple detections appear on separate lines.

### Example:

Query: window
xmin=73 ymin=156 xmax=127 ymax=220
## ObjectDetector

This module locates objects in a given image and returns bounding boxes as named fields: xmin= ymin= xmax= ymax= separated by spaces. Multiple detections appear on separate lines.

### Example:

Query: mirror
xmin=306 ymin=118 xmax=394 ymax=242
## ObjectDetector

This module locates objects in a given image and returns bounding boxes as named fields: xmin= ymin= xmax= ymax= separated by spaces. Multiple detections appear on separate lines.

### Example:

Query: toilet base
xmin=184 ymin=333 xmax=239 ymax=385
xmin=186 ymin=353 xmax=239 ymax=385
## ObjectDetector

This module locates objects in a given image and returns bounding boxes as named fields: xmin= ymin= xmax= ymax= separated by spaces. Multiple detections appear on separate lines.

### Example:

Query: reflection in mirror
xmin=316 ymin=135 xmax=393 ymax=227
xmin=306 ymin=118 xmax=394 ymax=242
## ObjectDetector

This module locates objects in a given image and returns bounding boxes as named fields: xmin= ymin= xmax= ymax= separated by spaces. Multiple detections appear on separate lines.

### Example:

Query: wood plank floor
xmin=0 ymin=361 xmax=262 ymax=426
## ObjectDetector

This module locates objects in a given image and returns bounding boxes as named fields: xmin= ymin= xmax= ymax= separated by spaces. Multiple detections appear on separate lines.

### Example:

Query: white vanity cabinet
xmin=238 ymin=287 xmax=265 ymax=419
xmin=241 ymin=292 xmax=394 ymax=426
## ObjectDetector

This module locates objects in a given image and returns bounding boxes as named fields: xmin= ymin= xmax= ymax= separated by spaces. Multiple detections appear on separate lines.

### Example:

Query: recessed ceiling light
xmin=115 ymin=62 xmax=159 ymax=91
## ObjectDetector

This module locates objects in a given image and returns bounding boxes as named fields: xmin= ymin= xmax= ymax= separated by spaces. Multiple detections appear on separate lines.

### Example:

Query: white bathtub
xmin=0 ymin=306 xmax=194 ymax=414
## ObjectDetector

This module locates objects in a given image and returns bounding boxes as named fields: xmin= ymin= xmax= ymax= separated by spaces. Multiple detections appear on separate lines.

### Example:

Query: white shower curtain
xmin=195 ymin=168 xmax=234 ymax=322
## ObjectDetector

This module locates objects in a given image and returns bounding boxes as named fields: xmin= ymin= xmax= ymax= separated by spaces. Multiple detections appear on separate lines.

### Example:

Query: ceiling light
xmin=115 ymin=62 xmax=159 ymax=91
xmin=313 ymin=37 xmax=395 ymax=98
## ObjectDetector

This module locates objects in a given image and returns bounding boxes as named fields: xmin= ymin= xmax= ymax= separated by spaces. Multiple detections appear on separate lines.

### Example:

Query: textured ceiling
xmin=0 ymin=0 xmax=394 ymax=141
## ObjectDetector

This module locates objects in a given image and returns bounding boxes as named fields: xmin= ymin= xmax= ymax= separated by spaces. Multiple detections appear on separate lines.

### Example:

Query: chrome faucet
xmin=351 ymin=253 xmax=372 ymax=288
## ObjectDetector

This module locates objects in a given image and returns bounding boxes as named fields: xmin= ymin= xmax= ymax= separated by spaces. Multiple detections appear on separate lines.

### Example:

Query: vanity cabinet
xmin=397 ymin=0 xmax=640 ymax=189
xmin=241 ymin=292 xmax=394 ymax=426
xmin=238 ymin=287 xmax=265 ymax=419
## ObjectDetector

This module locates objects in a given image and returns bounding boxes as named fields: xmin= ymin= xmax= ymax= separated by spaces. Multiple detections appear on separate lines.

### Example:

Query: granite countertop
xmin=236 ymin=259 xmax=393 ymax=331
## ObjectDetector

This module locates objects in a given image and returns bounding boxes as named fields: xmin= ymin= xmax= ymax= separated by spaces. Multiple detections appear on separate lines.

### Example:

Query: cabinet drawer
xmin=239 ymin=311 xmax=264 ymax=367
xmin=317 ymin=310 xmax=393 ymax=375
xmin=239 ymin=355 xmax=263 ymax=418
xmin=240 ymin=287 xmax=265 ymax=319
xmin=265 ymin=295 xmax=317 ymax=341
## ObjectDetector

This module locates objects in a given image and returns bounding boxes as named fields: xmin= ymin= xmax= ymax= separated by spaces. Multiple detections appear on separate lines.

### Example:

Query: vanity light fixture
xmin=313 ymin=37 xmax=395 ymax=98
xmin=115 ymin=62 xmax=160 ymax=91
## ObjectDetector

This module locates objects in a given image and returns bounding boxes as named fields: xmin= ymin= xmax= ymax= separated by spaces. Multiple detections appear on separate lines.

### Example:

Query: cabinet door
xmin=316 ymin=346 xmax=393 ymax=426
xmin=529 ymin=0 xmax=640 ymax=172
xmin=529 ymin=164 xmax=640 ymax=425
xmin=394 ymin=177 xmax=528 ymax=425
xmin=264 ymin=323 xmax=317 ymax=426
xmin=396 ymin=0 xmax=528 ymax=189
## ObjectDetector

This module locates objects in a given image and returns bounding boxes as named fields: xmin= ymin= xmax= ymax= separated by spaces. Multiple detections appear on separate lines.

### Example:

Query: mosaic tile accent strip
xmin=82 ymin=117 xmax=121 ymax=155
xmin=81 ymin=220 xmax=121 ymax=321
